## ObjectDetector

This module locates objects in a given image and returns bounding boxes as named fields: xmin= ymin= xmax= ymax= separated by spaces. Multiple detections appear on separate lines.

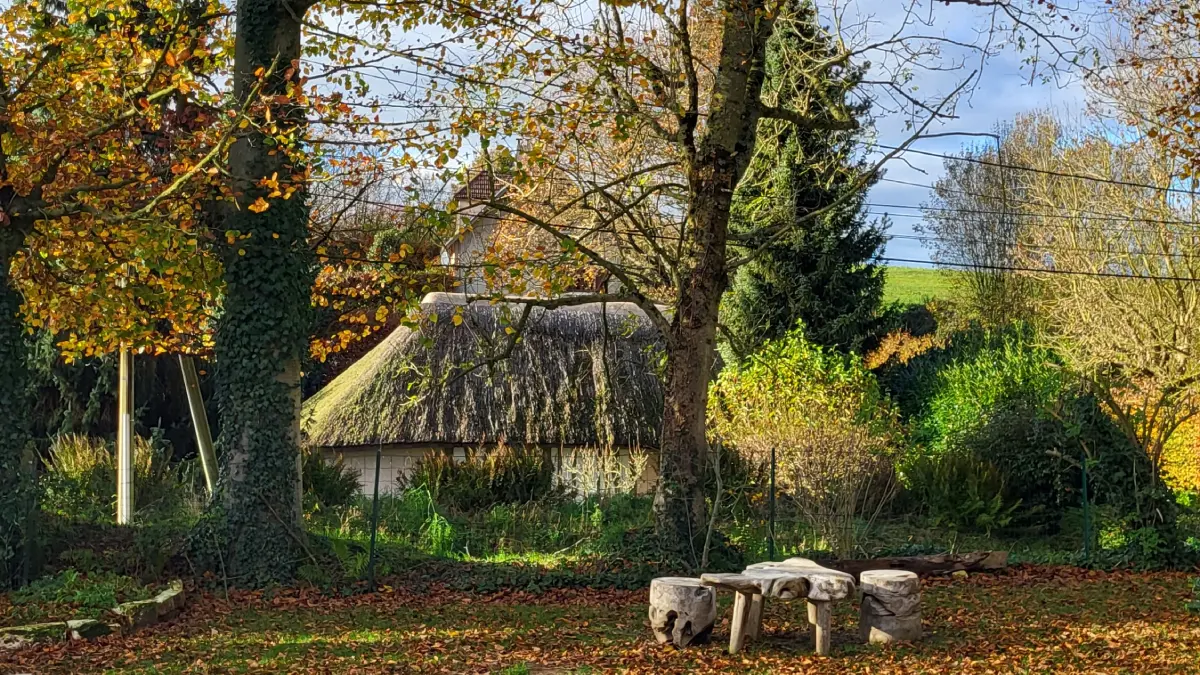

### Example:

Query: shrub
xmin=897 ymin=325 xmax=1067 ymax=452
xmin=903 ymin=453 xmax=1021 ymax=533
xmin=864 ymin=330 xmax=945 ymax=371
xmin=34 ymin=513 xmax=195 ymax=583
xmin=558 ymin=446 xmax=651 ymax=497
xmin=1162 ymin=419 xmax=1200 ymax=493
xmin=711 ymin=328 xmax=902 ymax=558
xmin=881 ymin=323 xmax=1167 ymax=528
xmin=703 ymin=440 xmax=767 ymax=518
xmin=405 ymin=443 xmax=557 ymax=511
xmin=302 ymin=449 xmax=361 ymax=512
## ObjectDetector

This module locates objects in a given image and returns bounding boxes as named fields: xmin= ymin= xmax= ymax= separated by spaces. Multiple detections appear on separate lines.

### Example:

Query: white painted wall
xmin=325 ymin=445 xmax=658 ymax=497
xmin=442 ymin=206 xmax=498 ymax=295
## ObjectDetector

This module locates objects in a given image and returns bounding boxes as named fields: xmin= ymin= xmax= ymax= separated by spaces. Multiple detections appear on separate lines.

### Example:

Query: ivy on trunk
xmin=0 ymin=231 xmax=30 ymax=588
xmin=211 ymin=0 xmax=313 ymax=586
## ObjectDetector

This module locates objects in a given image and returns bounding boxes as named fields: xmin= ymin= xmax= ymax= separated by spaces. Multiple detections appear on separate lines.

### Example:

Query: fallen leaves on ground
xmin=1 ymin=565 xmax=1197 ymax=674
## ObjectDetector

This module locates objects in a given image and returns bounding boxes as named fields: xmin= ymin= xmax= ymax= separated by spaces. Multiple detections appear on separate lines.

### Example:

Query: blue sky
xmin=334 ymin=0 xmax=1107 ymax=266
xmin=852 ymin=0 xmax=1101 ymax=265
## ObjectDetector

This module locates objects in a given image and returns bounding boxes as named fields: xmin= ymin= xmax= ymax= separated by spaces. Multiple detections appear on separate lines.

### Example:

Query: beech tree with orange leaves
xmin=0 ymin=0 xmax=233 ymax=586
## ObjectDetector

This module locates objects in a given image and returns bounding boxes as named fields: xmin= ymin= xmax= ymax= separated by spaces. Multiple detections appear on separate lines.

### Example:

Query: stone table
xmin=702 ymin=557 xmax=856 ymax=655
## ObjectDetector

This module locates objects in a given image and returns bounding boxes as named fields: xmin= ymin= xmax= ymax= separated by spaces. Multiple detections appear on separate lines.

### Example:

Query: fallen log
xmin=826 ymin=551 xmax=1008 ymax=580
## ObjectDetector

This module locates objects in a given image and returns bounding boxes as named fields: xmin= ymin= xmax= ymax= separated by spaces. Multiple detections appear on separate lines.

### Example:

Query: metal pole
xmin=116 ymin=347 xmax=135 ymax=525
xmin=179 ymin=356 xmax=218 ymax=496
xmin=367 ymin=443 xmax=383 ymax=591
xmin=1081 ymin=455 xmax=1091 ymax=562
xmin=768 ymin=446 xmax=776 ymax=560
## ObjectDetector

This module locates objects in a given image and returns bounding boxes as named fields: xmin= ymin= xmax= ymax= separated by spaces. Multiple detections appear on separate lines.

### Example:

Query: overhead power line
xmin=885 ymin=233 xmax=1200 ymax=260
xmin=880 ymin=257 xmax=1200 ymax=283
xmin=878 ymin=177 xmax=1200 ymax=227
xmin=877 ymin=144 xmax=1200 ymax=196
xmin=867 ymin=202 xmax=1200 ymax=227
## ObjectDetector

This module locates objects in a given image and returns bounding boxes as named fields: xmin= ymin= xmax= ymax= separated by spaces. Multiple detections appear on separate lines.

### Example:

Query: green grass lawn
xmin=4 ymin=567 xmax=1195 ymax=674
xmin=883 ymin=266 xmax=958 ymax=305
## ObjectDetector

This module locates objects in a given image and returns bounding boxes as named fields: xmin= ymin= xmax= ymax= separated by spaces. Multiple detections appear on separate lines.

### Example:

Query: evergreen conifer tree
xmin=722 ymin=0 xmax=885 ymax=360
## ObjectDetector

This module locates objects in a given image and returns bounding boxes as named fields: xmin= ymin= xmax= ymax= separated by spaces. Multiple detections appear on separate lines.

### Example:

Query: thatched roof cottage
xmin=302 ymin=292 xmax=665 ymax=495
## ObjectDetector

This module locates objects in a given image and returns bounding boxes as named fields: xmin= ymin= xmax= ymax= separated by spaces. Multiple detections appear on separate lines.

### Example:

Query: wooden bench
xmin=701 ymin=557 xmax=856 ymax=656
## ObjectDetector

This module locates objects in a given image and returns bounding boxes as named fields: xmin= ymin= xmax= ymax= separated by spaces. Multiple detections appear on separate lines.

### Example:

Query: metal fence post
xmin=769 ymin=446 xmax=776 ymax=560
xmin=1081 ymin=455 xmax=1091 ymax=563
xmin=367 ymin=443 xmax=383 ymax=591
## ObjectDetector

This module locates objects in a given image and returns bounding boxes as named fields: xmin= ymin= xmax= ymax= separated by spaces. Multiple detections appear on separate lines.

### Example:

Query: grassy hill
xmin=883 ymin=266 xmax=958 ymax=305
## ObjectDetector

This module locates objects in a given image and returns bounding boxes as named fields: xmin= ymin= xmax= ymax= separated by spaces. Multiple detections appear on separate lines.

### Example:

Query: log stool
xmin=648 ymin=577 xmax=716 ymax=647
xmin=859 ymin=570 xmax=922 ymax=644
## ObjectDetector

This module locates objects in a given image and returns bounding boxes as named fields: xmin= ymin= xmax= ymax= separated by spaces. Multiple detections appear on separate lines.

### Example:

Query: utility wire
xmin=879 ymin=177 xmax=1200 ymax=227
xmin=885 ymin=233 xmax=1200 ymax=260
xmin=867 ymin=202 xmax=1200 ymax=227
xmin=877 ymin=144 xmax=1200 ymax=196
xmin=880 ymin=257 xmax=1200 ymax=283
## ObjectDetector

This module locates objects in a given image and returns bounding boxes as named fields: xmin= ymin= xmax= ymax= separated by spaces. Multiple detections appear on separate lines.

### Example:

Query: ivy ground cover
xmin=1 ymin=566 xmax=1196 ymax=674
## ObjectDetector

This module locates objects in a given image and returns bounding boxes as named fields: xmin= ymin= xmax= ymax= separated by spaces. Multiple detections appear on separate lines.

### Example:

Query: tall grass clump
xmin=40 ymin=434 xmax=201 ymax=524
xmin=404 ymin=443 xmax=559 ymax=511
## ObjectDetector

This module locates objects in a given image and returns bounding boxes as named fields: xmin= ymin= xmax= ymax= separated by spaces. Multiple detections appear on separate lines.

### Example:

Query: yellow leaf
xmin=452 ymin=314 xmax=463 ymax=326
xmin=248 ymin=197 xmax=270 ymax=213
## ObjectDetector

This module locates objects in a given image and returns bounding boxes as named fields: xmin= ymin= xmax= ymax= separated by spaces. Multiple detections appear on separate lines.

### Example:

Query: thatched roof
xmin=302 ymin=292 xmax=665 ymax=449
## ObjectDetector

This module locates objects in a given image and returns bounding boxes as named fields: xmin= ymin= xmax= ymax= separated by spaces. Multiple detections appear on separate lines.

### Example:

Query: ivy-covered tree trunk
xmin=214 ymin=0 xmax=313 ymax=586
xmin=0 ymin=230 xmax=30 ymax=588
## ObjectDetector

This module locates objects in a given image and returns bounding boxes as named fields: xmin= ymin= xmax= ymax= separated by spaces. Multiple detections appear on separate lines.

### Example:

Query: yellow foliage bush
xmin=1162 ymin=419 xmax=1200 ymax=493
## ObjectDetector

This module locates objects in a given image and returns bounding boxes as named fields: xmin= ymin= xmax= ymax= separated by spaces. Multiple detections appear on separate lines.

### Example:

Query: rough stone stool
xmin=648 ymin=577 xmax=716 ymax=648
xmin=859 ymin=570 xmax=922 ymax=644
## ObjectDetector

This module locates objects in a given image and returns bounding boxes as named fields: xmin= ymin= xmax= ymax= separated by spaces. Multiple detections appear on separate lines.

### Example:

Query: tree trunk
xmin=0 ymin=230 xmax=30 ymax=588
xmin=653 ymin=0 xmax=773 ymax=563
xmin=654 ymin=187 xmax=730 ymax=564
xmin=214 ymin=0 xmax=313 ymax=586
xmin=829 ymin=551 xmax=1009 ymax=580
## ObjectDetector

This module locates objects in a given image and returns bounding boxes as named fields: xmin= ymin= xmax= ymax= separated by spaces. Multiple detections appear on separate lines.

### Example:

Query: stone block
xmin=0 ymin=622 xmax=67 ymax=644
xmin=859 ymin=610 xmax=923 ymax=643
xmin=67 ymin=619 xmax=112 ymax=640
xmin=859 ymin=570 xmax=922 ymax=644
xmin=113 ymin=599 xmax=159 ymax=630
xmin=152 ymin=580 xmax=186 ymax=617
